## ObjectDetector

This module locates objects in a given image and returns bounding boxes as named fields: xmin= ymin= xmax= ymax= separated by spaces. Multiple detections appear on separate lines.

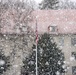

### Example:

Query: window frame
xmin=71 ymin=52 xmax=76 ymax=60
xmin=48 ymin=25 xmax=57 ymax=32
xmin=58 ymin=37 xmax=64 ymax=46
xmin=71 ymin=37 xmax=76 ymax=46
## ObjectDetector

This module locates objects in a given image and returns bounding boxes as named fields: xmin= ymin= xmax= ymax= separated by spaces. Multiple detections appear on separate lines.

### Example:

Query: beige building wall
xmin=52 ymin=34 xmax=76 ymax=75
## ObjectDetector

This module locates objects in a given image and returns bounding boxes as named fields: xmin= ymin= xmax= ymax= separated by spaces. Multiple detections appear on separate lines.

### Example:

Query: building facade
xmin=0 ymin=8 xmax=76 ymax=75
xmin=29 ymin=10 xmax=76 ymax=75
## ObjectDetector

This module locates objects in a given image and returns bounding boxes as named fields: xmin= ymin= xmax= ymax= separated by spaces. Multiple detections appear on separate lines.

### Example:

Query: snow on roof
xmin=1 ymin=9 xmax=76 ymax=35
xmin=29 ymin=10 xmax=76 ymax=34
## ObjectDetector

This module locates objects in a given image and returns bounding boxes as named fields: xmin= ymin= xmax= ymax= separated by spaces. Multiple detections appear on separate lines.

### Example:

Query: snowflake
xmin=45 ymin=61 xmax=49 ymax=65
xmin=56 ymin=71 xmax=60 ymax=75
xmin=58 ymin=61 xmax=61 ymax=65
xmin=62 ymin=64 xmax=66 ymax=69
xmin=70 ymin=56 xmax=75 ymax=61
xmin=0 ymin=60 xmax=5 ymax=65
xmin=13 ymin=65 xmax=18 ymax=68
xmin=63 ymin=61 xmax=66 ymax=64
xmin=30 ymin=61 xmax=34 ymax=65
xmin=1 ymin=67 xmax=4 ymax=69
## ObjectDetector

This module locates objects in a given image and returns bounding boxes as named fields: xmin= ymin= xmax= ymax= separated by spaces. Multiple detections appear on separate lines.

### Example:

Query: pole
xmin=35 ymin=16 xmax=38 ymax=75
xmin=36 ymin=42 xmax=38 ymax=75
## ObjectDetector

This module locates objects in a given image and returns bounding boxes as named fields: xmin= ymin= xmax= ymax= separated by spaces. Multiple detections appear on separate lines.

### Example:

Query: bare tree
xmin=59 ymin=0 xmax=76 ymax=9
xmin=0 ymin=0 xmax=34 ymax=33
xmin=0 ymin=0 xmax=35 ymax=75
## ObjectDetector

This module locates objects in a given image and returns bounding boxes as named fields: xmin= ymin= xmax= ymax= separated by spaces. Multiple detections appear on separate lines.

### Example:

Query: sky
xmin=34 ymin=0 xmax=42 ymax=3
xmin=71 ymin=0 xmax=76 ymax=2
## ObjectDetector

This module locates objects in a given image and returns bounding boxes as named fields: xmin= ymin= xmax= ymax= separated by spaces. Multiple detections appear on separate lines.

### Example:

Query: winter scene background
xmin=0 ymin=0 xmax=76 ymax=75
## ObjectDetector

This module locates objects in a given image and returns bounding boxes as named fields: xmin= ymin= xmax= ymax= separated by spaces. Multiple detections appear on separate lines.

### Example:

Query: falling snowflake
xmin=45 ymin=61 xmax=49 ymax=65
xmin=0 ymin=60 xmax=5 ymax=65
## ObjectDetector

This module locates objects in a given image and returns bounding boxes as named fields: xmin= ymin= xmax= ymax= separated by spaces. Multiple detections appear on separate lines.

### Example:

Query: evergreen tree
xmin=0 ymin=51 xmax=10 ymax=75
xmin=21 ymin=33 xmax=65 ymax=75
xmin=39 ymin=0 xmax=59 ymax=9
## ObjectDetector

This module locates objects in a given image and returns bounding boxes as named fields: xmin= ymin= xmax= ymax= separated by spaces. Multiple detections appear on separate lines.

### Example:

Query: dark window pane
xmin=71 ymin=38 xmax=76 ymax=46
xmin=72 ymin=66 xmax=76 ymax=75
xmin=71 ymin=52 xmax=76 ymax=59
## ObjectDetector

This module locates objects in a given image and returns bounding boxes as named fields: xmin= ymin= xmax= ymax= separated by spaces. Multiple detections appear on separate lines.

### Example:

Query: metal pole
xmin=35 ymin=16 xmax=38 ymax=75
xmin=36 ymin=42 xmax=38 ymax=75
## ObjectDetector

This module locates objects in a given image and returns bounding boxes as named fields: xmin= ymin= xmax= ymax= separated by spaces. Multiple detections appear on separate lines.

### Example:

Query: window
xmin=71 ymin=37 xmax=76 ymax=46
xmin=71 ymin=52 xmax=76 ymax=60
xmin=72 ymin=66 xmax=76 ymax=75
xmin=48 ymin=26 xmax=57 ymax=32
xmin=59 ymin=37 xmax=64 ymax=46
